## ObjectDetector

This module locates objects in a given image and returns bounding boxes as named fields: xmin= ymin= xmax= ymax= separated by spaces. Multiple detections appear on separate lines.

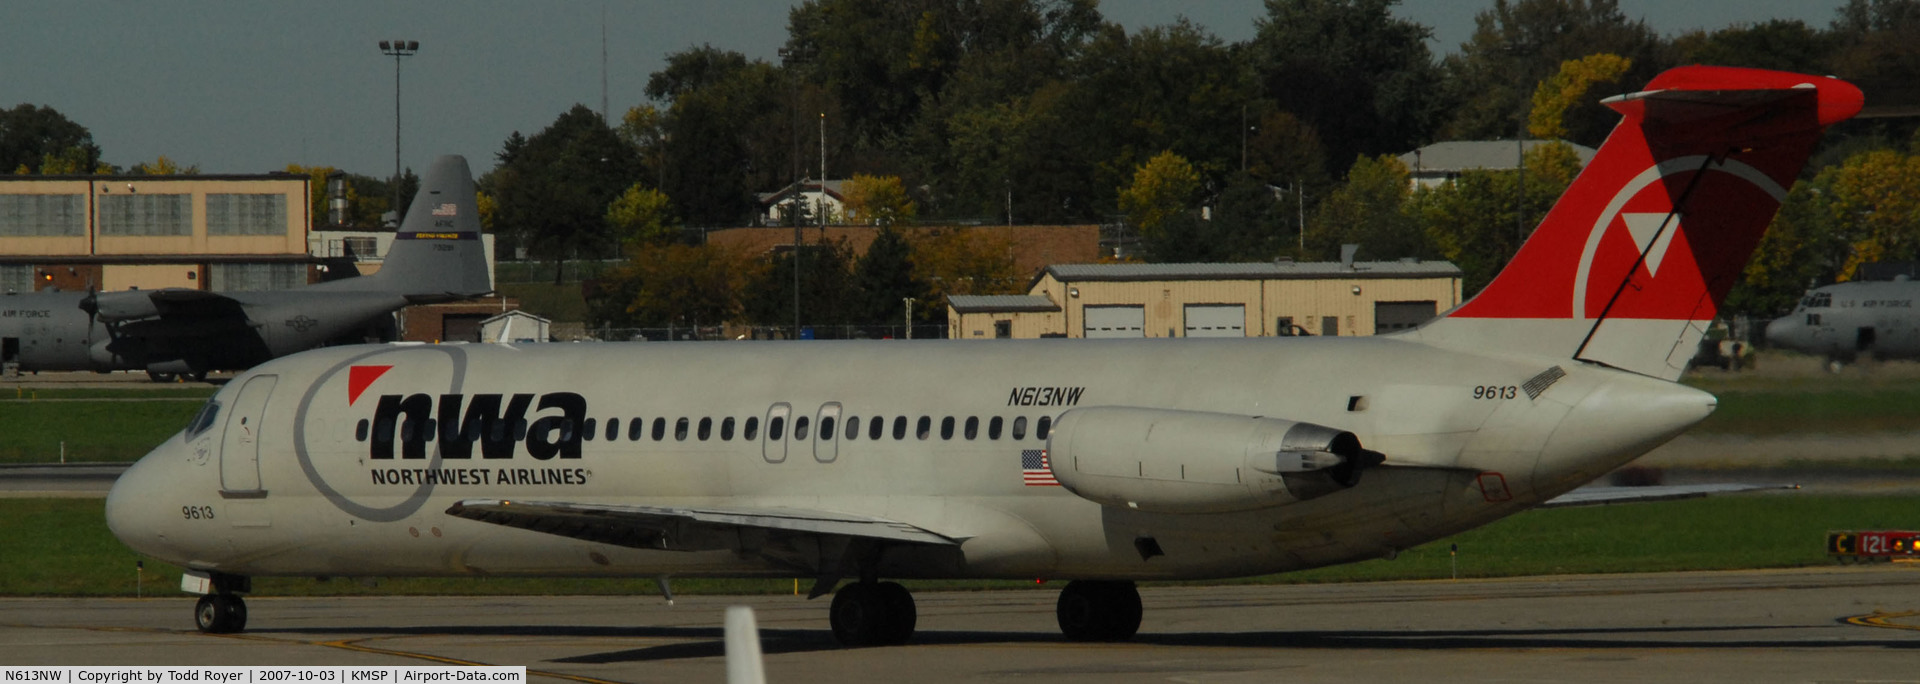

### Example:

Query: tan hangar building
xmin=0 ymin=173 xmax=311 ymax=294
xmin=947 ymin=260 xmax=1463 ymax=339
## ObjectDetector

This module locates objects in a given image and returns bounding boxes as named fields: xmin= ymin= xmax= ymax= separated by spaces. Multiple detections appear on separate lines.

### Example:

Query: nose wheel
xmin=829 ymin=581 xmax=917 ymax=646
xmin=194 ymin=594 xmax=247 ymax=633
xmin=1056 ymin=580 xmax=1141 ymax=641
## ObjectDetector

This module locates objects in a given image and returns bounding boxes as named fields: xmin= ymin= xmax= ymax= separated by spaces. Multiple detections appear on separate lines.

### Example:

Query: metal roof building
xmin=1397 ymin=140 xmax=1596 ymax=189
xmin=949 ymin=259 xmax=1463 ymax=340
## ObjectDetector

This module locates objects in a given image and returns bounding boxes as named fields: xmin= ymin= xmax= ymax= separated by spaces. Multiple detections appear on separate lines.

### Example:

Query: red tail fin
xmin=1417 ymin=67 xmax=1863 ymax=379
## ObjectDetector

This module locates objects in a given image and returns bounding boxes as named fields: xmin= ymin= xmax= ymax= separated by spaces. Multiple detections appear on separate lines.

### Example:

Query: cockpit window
xmin=1801 ymin=292 xmax=1832 ymax=309
xmin=185 ymin=400 xmax=222 ymax=438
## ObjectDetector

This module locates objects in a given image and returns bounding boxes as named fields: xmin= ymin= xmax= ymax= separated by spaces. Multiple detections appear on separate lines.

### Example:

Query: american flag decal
xmin=431 ymin=203 xmax=458 ymax=216
xmin=1022 ymin=449 xmax=1060 ymax=486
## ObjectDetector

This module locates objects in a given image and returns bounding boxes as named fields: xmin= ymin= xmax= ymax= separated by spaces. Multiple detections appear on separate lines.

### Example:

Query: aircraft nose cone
xmin=106 ymin=439 xmax=182 ymax=562
xmin=1763 ymin=316 xmax=1793 ymax=345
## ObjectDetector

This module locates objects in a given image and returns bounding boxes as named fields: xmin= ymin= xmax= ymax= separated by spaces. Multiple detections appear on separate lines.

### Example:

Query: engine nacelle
xmin=1046 ymin=407 xmax=1380 ymax=514
xmin=85 ymin=291 xmax=160 ymax=323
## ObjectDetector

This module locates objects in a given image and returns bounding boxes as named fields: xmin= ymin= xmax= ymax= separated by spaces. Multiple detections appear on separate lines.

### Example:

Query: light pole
xmin=379 ymin=39 xmax=419 ymax=223
xmin=819 ymin=111 xmax=827 ymax=234
xmin=778 ymin=46 xmax=813 ymax=338
xmin=903 ymin=297 xmax=915 ymax=340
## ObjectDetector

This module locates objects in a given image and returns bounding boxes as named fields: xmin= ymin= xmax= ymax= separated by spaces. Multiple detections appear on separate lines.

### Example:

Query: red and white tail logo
xmin=1418 ymin=67 xmax=1863 ymax=380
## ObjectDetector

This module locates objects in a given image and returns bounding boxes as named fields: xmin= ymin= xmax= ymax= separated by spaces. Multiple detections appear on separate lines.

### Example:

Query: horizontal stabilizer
xmin=1537 ymin=482 xmax=1796 ymax=508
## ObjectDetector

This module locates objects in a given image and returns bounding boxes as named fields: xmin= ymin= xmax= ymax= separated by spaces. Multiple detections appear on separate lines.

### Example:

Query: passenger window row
xmin=827 ymin=414 xmax=1055 ymax=442
xmin=361 ymin=412 xmax=1055 ymax=444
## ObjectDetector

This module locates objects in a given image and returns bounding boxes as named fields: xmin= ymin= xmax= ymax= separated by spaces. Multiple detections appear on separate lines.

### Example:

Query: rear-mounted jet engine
xmin=1046 ymin=407 xmax=1383 ymax=514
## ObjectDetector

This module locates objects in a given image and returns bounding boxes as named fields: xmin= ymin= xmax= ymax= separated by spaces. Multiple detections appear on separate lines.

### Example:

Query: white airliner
xmin=106 ymin=66 xmax=1862 ymax=645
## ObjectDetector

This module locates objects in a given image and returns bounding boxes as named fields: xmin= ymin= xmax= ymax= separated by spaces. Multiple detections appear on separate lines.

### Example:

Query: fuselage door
xmin=815 ymin=402 xmax=842 ymax=463
xmin=219 ymin=374 xmax=277 ymax=498
xmin=763 ymin=402 xmax=791 ymax=463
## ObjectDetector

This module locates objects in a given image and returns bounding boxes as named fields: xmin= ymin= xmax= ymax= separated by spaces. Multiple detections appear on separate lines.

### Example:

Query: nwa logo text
xmin=366 ymin=392 xmax=587 ymax=461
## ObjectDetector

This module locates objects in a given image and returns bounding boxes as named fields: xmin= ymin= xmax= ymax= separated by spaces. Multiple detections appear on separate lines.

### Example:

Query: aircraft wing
xmin=444 ymin=498 xmax=963 ymax=550
xmin=145 ymin=289 xmax=245 ymax=317
xmin=87 ymin=288 xmax=243 ymax=323
xmin=1538 ymin=483 xmax=1798 ymax=508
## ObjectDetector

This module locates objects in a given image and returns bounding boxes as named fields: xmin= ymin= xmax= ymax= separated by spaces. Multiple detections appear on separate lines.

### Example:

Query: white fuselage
xmin=106 ymin=336 xmax=1713 ymax=583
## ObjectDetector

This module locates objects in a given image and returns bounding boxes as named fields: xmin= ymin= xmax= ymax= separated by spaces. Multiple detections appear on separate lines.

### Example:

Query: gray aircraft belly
xmin=114 ymin=337 xmax=1703 ymax=583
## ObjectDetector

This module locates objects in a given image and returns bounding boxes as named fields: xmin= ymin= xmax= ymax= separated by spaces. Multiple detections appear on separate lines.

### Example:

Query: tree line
xmin=12 ymin=0 xmax=1920 ymax=329
xmin=484 ymin=0 xmax=1920 ymax=328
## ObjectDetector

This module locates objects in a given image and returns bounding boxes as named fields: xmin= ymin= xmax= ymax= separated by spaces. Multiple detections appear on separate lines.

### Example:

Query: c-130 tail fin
xmin=316 ymin=155 xmax=493 ymax=302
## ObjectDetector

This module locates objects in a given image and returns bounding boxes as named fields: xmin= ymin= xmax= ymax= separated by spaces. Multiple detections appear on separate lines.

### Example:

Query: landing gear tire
xmin=830 ymin=581 xmax=917 ymax=646
xmin=194 ymin=594 xmax=247 ymax=634
xmin=147 ymin=371 xmax=177 ymax=383
xmin=873 ymin=581 xmax=916 ymax=645
xmin=1056 ymin=580 xmax=1141 ymax=642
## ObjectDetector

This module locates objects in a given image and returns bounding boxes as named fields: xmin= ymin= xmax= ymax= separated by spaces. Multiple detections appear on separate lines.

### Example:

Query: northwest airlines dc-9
xmin=106 ymin=67 xmax=1863 ymax=646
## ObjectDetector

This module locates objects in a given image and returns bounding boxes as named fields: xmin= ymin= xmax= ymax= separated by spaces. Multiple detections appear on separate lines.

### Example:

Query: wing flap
xmin=444 ymin=499 xmax=961 ymax=551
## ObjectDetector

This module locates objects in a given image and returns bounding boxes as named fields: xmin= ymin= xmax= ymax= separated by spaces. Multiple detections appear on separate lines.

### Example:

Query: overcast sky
xmin=0 ymin=0 xmax=1848 ymax=178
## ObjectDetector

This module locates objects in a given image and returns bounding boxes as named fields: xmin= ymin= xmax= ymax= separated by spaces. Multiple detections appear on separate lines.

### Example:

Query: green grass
xmin=0 ymin=400 xmax=200 ymax=463
xmin=1690 ymin=387 xmax=1920 ymax=435
xmin=0 ymin=387 xmax=217 ymax=400
xmin=10 ymin=495 xmax=1911 ymax=597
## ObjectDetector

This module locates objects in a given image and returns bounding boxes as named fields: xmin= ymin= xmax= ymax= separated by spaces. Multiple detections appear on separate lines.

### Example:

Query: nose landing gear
xmin=185 ymin=571 xmax=251 ymax=633
xmin=194 ymin=593 xmax=247 ymax=633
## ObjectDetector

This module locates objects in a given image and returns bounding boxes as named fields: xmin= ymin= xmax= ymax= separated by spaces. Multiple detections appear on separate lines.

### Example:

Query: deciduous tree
xmin=605 ymin=184 xmax=678 ymax=249
xmin=910 ymin=227 xmax=1021 ymax=311
xmin=1118 ymin=150 xmax=1202 ymax=244
xmin=592 ymin=243 xmax=750 ymax=330
xmin=1439 ymin=0 xmax=1667 ymax=146
xmin=0 ymin=104 xmax=100 ymax=175
xmin=840 ymin=173 xmax=917 ymax=225
xmin=1250 ymin=0 xmax=1443 ymax=176
xmin=1528 ymin=53 xmax=1632 ymax=140
xmin=1415 ymin=141 xmax=1582 ymax=294
xmin=1308 ymin=155 xmax=1425 ymax=261
xmin=128 ymin=156 xmax=199 ymax=175
xmin=491 ymin=105 xmax=643 ymax=283
xmin=851 ymin=227 xmax=932 ymax=324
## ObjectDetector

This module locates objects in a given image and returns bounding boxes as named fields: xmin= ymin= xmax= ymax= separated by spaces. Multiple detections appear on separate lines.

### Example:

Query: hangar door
xmin=1184 ymin=304 xmax=1245 ymax=337
xmin=1374 ymin=300 xmax=1438 ymax=334
xmin=1083 ymin=305 xmax=1145 ymax=338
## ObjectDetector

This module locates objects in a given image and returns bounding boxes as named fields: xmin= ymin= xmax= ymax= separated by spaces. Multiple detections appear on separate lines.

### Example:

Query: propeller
xmin=78 ymin=287 xmax=100 ymax=343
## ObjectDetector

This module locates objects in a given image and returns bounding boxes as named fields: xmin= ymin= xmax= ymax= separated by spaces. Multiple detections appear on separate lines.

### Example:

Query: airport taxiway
xmin=4 ymin=566 xmax=1918 ymax=683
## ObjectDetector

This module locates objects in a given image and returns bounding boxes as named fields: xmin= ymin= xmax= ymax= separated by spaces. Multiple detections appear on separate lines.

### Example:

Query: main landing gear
xmin=1055 ymin=580 xmax=1142 ymax=642
xmin=194 ymin=593 xmax=247 ymax=633
xmin=829 ymin=580 xmax=917 ymax=646
xmin=826 ymin=578 xmax=1141 ymax=646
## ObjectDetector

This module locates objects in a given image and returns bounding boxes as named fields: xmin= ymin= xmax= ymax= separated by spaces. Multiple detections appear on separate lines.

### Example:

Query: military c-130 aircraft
xmin=1765 ymin=278 xmax=1920 ymax=369
xmin=0 ymin=156 xmax=492 ymax=382
xmin=107 ymin=67 xmax=1860 ymax=645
